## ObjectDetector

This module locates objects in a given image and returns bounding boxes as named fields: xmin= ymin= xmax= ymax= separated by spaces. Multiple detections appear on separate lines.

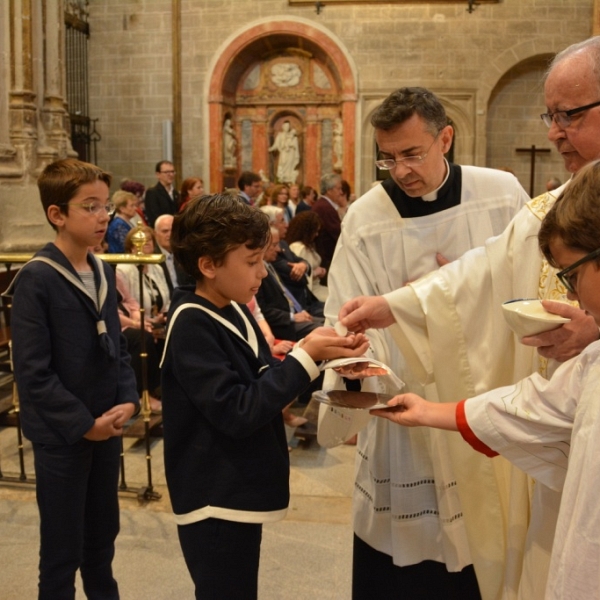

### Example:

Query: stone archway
xmin=206 ymin=18 xmax=357 ymax=192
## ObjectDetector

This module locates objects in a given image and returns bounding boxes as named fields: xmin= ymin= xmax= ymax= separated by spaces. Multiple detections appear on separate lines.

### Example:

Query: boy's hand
xmin=300 ymin=329 xmax=370 ymax=362
xmin=104 ymin=402 xmax=137 ymax=428
xmin=370 ymin=393 xmax=427 ymax=427
xmin=521 ymin=300 xmax=599 ymax=361
xmin=84 ymin=412 xmax=124 ymax=441
xmin=371 ymin=394 xmax=458 ymax=431
xmin=83 ymin=402 xmax=137 ymax=440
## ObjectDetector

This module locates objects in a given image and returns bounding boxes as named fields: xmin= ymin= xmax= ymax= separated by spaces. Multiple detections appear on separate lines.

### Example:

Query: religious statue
xmin=333 ymin=117 xmax=343 ymax=170
xmin=222 ymin=118 xmax=237 ymax=170
xmin=269 ymin=120 xmax=300 ymax=184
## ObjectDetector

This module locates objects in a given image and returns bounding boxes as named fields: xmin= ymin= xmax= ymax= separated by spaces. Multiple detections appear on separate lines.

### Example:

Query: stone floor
xmin=0 ymin=417 xmax=356 ymax=599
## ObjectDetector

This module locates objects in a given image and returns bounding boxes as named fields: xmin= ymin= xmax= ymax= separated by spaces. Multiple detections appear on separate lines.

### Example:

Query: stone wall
xmin=87 ymin=0 xmax=592 ymax=198
xmin=0 ymin=0 xmax=594 ymax=250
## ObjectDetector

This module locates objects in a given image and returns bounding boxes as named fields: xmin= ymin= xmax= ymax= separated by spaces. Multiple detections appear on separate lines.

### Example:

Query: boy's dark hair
xmin=370 ymin=87 xmax=449 ymax=136
xmin=171 ymin=194 xmax=270 ymax=281
xmin=237 ymin=171 xmax=261 ymax=190
xmin=539 ymin=160 xmax=600 ymax=267
xmin=38 ymin=159 xmax=112 ymax=230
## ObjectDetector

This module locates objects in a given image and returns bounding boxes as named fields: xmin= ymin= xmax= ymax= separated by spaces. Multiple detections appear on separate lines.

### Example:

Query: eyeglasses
xmin=375 ymin=134 xmax=439 ymax=170
xmin=540 ymin=100 xmax=600 ymax=128
xmin=68 ymin=201 xmax=115 ymax=215
xmin=160 ymin=170 xmax=176 ymax=175
xmin=556 ymin=247 xmax=600 ymax=293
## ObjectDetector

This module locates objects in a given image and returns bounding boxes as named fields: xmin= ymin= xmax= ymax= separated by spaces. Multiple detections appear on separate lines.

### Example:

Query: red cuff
xmin=456 ymin=400 xmax=498 ymax=458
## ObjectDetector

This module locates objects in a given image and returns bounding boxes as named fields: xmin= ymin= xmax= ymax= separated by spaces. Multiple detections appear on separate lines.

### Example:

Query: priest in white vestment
xmin=335 ymin=38 xmax=600 ymax=599
xmin=320 ymin=87 xmax=529 ymax=600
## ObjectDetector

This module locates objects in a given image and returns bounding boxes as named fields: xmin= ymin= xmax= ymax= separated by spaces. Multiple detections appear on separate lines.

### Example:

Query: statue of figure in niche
xmin=223 ymin=118 xmax=237 ymax=170
xmin=269 ymin=120 xmax=300 ymax=184
xmin=333 ymin=117 xmax=343 ymax=170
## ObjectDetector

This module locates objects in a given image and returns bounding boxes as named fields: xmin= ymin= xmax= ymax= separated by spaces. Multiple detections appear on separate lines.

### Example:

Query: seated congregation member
xmin=116 ymin=227 xmax=170 ymax=322
xmin=260 ymin=205 xmax=323 ymax=318
xmin=312 ymin=174 xmax=344 ymax=285
xmin=106 ymin=190 xmax=138 ymax=253
xmin=154 ymin=214 xmax=194 ymax=289
xmin=255 ymin=227 xmax=324 ymax=342
xmin=287 ymin=183 xmax=301 ymax=219
xmin=295 ymin=185 xmax=317 ymax=214
xmin=270 ymin=184 xmax=292 ymax=222
xmin=369 ymin=160 xmax=600 ymax=600
xmin=286 ymin=211 xmax=328 ymax=303
xmin=178 ymin=176 xmax=204 ymax=213
xmin=161 ymin=193 xmax=369 ymax=599
xmin=120 ymin=179 xmax=147 ymax=226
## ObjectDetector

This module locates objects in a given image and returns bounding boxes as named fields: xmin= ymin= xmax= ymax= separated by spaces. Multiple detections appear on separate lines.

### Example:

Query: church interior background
xmin=0 ymin=0 xmax=597 ymax=251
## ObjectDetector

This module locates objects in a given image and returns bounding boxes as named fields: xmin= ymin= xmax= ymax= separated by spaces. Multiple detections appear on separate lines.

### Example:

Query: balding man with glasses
xmin=331 ymin=37 xmax=600 ymax=600
xmin=321 ymin=86 xmax=528 ymax=600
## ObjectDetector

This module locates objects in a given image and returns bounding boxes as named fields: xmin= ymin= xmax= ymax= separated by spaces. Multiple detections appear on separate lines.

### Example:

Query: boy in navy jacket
xmin=162 ymin=194 xmax=368 ymax=599
xmin=9 ymin=159 xmax=139 ymax=599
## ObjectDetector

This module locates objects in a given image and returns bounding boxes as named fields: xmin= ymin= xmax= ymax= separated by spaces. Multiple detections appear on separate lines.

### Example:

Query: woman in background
xmin=286 ymin=211 xmax=328 ymax=302
xmin=106 ymin=190 xmax=138 ymax=253
xmin=179 ymin=177 xmax=204 ymax=212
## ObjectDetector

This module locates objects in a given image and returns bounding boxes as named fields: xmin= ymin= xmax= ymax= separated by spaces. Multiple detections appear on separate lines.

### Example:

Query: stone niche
xmin=208 ymin=21 xmax=357 ymax=192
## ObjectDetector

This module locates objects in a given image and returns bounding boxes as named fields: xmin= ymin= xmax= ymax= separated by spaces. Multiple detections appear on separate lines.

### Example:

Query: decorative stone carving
xmin=243 ymin=65 xmax=260 ymax=90
xmin=313 ymin=64 xmax=331 ymax=89
xmin=270 ymin=63 xmax=301 ymax=87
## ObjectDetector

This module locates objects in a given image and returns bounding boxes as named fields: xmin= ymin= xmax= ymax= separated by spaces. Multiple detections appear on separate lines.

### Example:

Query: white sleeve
xmin=464 ymin=355 xmax=583 ymax=490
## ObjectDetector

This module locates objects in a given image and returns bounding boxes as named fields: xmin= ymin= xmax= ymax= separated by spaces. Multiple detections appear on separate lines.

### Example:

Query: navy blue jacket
xmin=162 ymin=288 xmax=315 ymax=517
xmin=10 ymin=243 xmax=139 ymax=445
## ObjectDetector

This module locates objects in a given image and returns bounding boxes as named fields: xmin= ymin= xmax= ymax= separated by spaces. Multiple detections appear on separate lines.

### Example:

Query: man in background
xmin=145 ymin=160 xmax=179 ymax=227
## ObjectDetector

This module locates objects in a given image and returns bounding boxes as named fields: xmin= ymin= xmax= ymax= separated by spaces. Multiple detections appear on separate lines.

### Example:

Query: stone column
xmin=252 ymin=106 xmax=268 ymax=176
xmin=304 ymin=106 xmax=320 ymax=187
xmin=10 ymin=0 xmax=38 ymax=161
xmin=208 ymin=102 xmax=222 ymax=192
xmin=341 ymin=99 xmax=356 ymax=190
xmin=40 ymin=0 xmax=70 ymax=162
xmin=0 ymin=1 xmax=18 ymax=173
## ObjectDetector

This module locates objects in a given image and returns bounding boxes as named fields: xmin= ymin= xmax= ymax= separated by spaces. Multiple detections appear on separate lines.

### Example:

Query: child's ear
xmin=47 ymin=205 xmax=66 ymax=228
xmin=198 ymin=256 xmax=216 ymax=279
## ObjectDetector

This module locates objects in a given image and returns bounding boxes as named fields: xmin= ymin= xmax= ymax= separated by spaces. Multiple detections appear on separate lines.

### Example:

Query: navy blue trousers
xmin=177 ymin=518 xmax=262 ymax=600
xmin=32 ymin=437 xmax=121 ymax=600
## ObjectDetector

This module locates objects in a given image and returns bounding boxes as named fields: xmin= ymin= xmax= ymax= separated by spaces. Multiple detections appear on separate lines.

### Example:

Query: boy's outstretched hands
xmin=338 ymin=295 xmax=395 ymax=334
xmin=84 ymin=402 xmax=137 ymax=441
xmin=300 ymin=327 xmax=370 ymax=362
xmin=370 ymin=393 xmax=458 ymax=431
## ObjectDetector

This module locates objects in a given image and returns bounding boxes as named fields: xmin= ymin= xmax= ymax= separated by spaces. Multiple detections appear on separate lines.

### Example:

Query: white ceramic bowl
xmin=502 ymin=299 xmax=571 ymax=338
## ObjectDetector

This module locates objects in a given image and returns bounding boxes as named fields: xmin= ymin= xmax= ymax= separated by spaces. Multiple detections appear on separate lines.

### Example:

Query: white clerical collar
xmin=421 ymin=159 xmax=450 ymax=202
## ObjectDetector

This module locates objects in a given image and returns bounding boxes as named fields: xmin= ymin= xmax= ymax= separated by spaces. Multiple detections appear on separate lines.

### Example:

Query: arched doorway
xmin=207 ymin=19 xmax=357 ymax=192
